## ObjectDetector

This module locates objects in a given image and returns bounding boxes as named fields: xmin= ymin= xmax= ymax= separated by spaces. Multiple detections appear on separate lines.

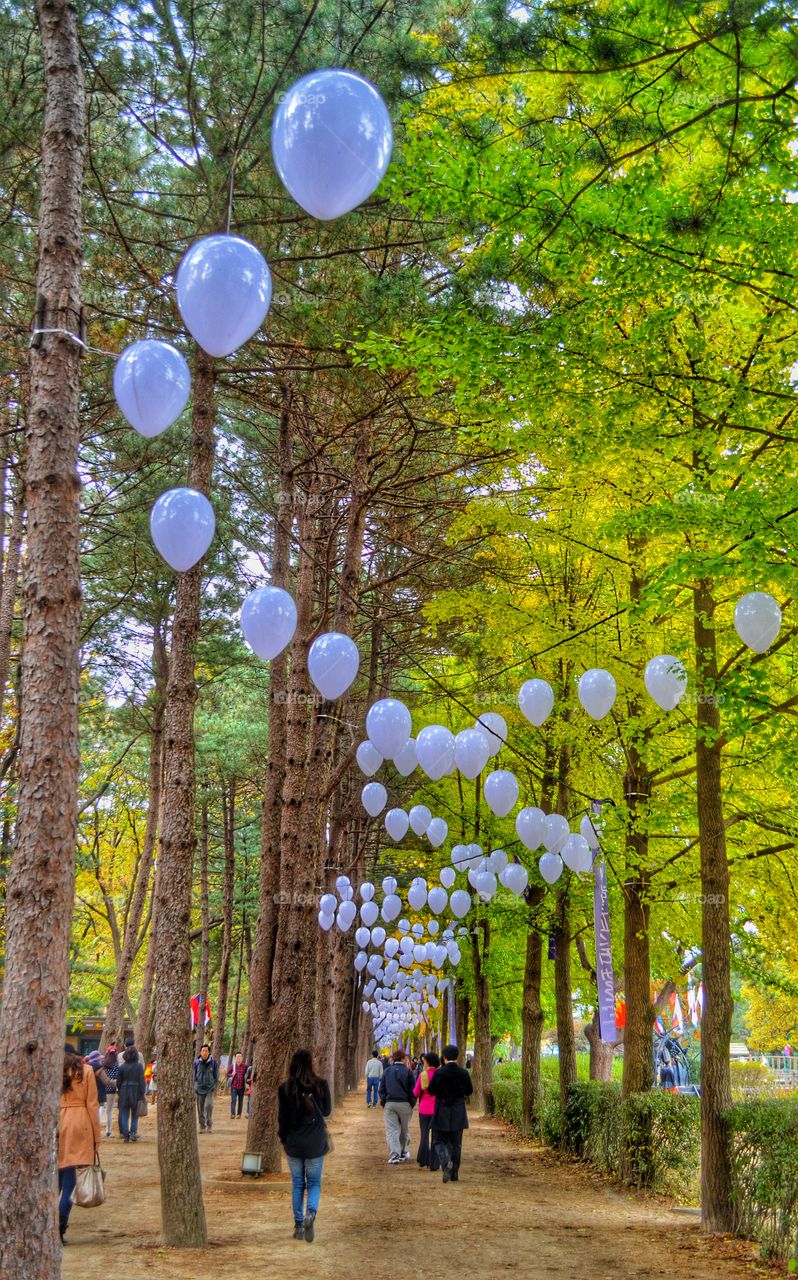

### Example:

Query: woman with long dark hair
xmin=277 ymin=1048 xmax=332 ymax=1243
xmin=59 ymin=1046 xmax=101 ymax=1244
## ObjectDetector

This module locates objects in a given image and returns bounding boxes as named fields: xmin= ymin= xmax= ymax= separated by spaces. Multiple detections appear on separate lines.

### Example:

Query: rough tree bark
xmin=554 ymin=740 xmax=577 ymax=1131
xmin=194 ymin=796 xmax=210 ymax=1059
xmin=0 ymin=473 xmax=23 ymax=723
xmin=0 ymin=3 xmax=84 ymax=1275
xmin=470 ymin=916 xmax=493 ymax=1112
xmin=154 ymin=346 xmax=215 ymax=1247
xmin=694 ymin=576 xmax=733 ymax=1232
xmin=212 ymin=778 xmax=236 ymax=1062
xmin=521 ymin=887 xmax=546 ymax=1129
xmin=102 ymin=622 xmax=166 ymax=1050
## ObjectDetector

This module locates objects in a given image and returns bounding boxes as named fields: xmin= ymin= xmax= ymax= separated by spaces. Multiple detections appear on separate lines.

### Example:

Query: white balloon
xmin=409 ymin=804 xmax=432 ymax=837
xmin=518 ymin=678 xmax=554 ymax=727
xmin=240 ymin=586 xmax=297 ymax=661
xmin=398 ymin=919 xmax=410 ymax=934
xmin=272 ymin=69 xmax=393 ymax=221
xmin=734 ymin=592 xmax=782 ymax=653
xmin=393 ymin=737 xmax=418 ymax=777
xmin=355 ymin=926 xmax=371 ymax=949
xmin=538 ymin=852 xmax=564 ymax=885
xmin=427 ymin=886 xmax=448 ymax=915
xmin=580 ymin=814 xmax=602 ymax=850
xmin=578 ymin=669 xmax=617 ymax=720
xmin=356 ymin=740 xmax=383 ymax=776
xmin=451 ymin=844 xmax=470 ymax=870
xmin=483 ymin=769 xmax=519 ymax=818
xmin=384 ymin=808 xmax=410 ymax=841
xmin=359 ymin=882 xmax=375 ymax=902
xmin=516 ymin=807 xmax=546 ymax=851
xmin=381 ymin=876 xmax=398 ymax=895
xmin=475 ymin=870 xmax=497 ymax=902
xmin=474 ymin=712 xmax=507 ymax=757
xmin=360 ymin=901 xmax=379 ymax=927
xmin=413 ymin=944 xmax=427 ymax=963
xmin=449 ymin=889 xmax=472 ymax=919
xmin=308 ymin=632 xmax=360 ymax=700
xmin=319 ymin=893 xmax=337 ymax=916
xmin=488 ymin=848 xmax=509 ymax=874
xmin=465 ymin=843 xmax=484 ymax=869
xmin=366 ymin=698 xmax=412 ymax=760
xmin=644 ymin=655 xmax=688 ymax=711
xmin=561 ymin=833 xmax=592 ymax=874
xmin=384 ymin=938 xmax=399 ymax=959
xmin=439 ymin=867 xmax=456 ymax=889
xmin=426 ymin=817 xmax=448 ymax=848
xmin=503 ymin=862 xmax=529 ymax=895
xmin=318 ymin=911 xmax=334 ymax=931
xmin=339 ymin=884 xmax=355 ymax=902
xmin=113 ymin=340 xmax=190 ymax=438
xmin=336 ymin=900 xmax=357 ymax=932
xmin=361 ymin=781 xmax=387 ymax=818
xmin=371 ymin=926 xmax=386 ymax=947
xmin=428 ymin=920 xmax=439 ymax=935
xmin=150 ymin=488 xmax=215 ymax=572
xmin=381 ymin=893 xmax=402 ymax=923
xmin=454 ymin=728 xmax=491 ymax=779
xmin=543 ymin=814 xmax=570 ymax=854
xmin=416 ymin=724 xmax=456 ymax=780
xmin=467 ymin=866 xmax=481 ymax=889
xmin=407 ymin=879 xmax=428 ymax=911
xmin=175 ymin=235 xmax=272 ymax=357
xmin=354 ymin=951 xmax=368 ymax=972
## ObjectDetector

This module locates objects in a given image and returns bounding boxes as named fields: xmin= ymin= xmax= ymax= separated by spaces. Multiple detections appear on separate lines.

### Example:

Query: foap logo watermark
xmin=674 ymin=488 xmax=723 ymax=508
xmin=272 ymin=689 xmax=324 ymax=707
xmin=671 ymin=891 xmax=726 ymax=906
xmin=276 ymin=89 xmax=327 ymax=108
xmin=272 ymin=890 xmax=322 ymax=907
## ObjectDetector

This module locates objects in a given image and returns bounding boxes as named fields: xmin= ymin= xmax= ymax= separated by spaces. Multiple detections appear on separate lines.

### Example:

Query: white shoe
xmin=400 ymin=1152 xmax=411 ymax=1162
xmin=388 ymin=1154 xmax=401 ymax=1164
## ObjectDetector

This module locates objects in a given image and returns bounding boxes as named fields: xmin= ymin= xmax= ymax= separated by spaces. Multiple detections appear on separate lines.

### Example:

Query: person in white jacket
xmin=364 ymin=1051 xmax=383 ymax=1107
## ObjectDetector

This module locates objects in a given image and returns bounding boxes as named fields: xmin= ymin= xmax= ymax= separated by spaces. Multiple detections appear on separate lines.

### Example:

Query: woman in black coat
xmin=277 ymin=1049 xmax=332 ymax=1243
xmin=427 ymin=1043 xmax=473 ymax=1182
xmin=117 ymin=1047 xmax=146 ymax=1142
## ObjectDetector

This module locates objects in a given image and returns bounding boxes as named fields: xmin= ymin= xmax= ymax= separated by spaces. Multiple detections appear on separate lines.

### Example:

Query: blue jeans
xmin=119 ymin=1104 xmax=138 ymax=1139
xmin=231 ymin=1086 xmax=245 ymax=1116
xmin=366 ymin=1077 xmax=380 ymax=1105
xmin=286 ymin=1155 xmax=324 ymax=1225
xmin=58 ymin=1166 xmax=77 ymax=1232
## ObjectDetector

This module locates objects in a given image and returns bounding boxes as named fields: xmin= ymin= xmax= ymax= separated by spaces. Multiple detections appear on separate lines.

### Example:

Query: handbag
xmin=72 ymin=1153 xmax=106 ymax=1208
xmin=312 ymin=1096 xmax=334 ymax=1154
xmin=136 ymin=1097 xmax=148 ymax=1117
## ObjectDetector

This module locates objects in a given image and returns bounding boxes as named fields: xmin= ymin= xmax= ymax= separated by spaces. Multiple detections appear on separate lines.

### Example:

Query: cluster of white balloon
xmin=318 ymin=875 xmax=470 ymax=1047
xmin=110 ymin=69 xmax=393 ymax=576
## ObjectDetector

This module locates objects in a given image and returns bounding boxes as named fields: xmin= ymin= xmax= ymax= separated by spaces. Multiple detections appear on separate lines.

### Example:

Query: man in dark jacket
xmin=378 ymin=1048 xmax=416 ymax=1164
xmin=428 ymin=1044 xmax=473 ymax=1182
xmin=194 ymin=1044 xmax=219 ymax=1132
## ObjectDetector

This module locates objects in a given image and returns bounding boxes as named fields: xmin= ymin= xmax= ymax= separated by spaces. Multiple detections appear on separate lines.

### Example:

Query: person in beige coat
xmin=59 ymin=1046 xmax=101 ymax=1244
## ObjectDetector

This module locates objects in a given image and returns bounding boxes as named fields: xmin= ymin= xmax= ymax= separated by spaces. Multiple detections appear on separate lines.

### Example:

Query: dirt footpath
xmin=61 ymin=1090 xmax=773 ymax=1279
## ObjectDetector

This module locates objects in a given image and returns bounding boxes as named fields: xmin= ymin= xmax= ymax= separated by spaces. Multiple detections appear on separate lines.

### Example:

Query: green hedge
xmin=491 ymin=1074 xmax=798 ymax=1262
xmin=729 ymin=1099 xmax=798 ymax=1263
xmin=491 ymin=1075 xmax=700 ymax=1198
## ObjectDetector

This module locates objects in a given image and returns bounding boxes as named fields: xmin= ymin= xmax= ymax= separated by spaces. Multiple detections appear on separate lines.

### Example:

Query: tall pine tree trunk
xmin=102 ymin=622 xmax=166 ymax=1050
xmin=246 ymin=392 xmax=293 ymax=1163
xmin=154 ymin=346 xmax=215 ymax=1247
xmin=0 ymin=3 xmax=84 ymax=1273
xmin=212 ymin=778 xmax=235 ymax=1062
xmin=694 ymin=576 xmax=733 ymax=1232
xmin=470 ymin=916 xmax=493 ymax=1112
xmin=194 ymin=797 xmax=210 ymax=1058
xmin=521 ymin=891 xmax=545 ymax=1131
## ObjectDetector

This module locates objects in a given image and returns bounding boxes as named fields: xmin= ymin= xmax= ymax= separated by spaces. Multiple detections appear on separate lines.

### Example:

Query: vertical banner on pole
xmin=448 ymin=978 xmax=457 ymax=1045
xmin=590 ymin=800 xmax=615 ymax=1044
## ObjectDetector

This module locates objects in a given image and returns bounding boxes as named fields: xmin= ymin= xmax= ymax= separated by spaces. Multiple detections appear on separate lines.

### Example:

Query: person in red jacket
xmin=228 ymin=1052 xmax=248 ymax=1117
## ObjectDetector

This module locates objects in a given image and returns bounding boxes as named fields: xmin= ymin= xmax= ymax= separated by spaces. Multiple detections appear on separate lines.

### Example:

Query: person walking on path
xmin=116 ymin=1035 xmax=144 ymax=1068
xmin=117 ymin=1044 xmax=146 ymax=1142
xmin=379 ymin=1047 xmax=416 ymax=1164
xmin=85 ymin=1049 xmax=112 ymax=1127
xmin=365 ymin=1050 xmax=383 ymax=1106
xmin=428 ymin=1043 xmax=473 ymax=1183
xmin=194 ymin=1043 xmax=218 ymax=1132
xmin=59 ymin=1046 xmax=101 ymax=1245
xmin=102 ymin=1048 xmax=119 ymax=1137
xmin=413 ymin=1051 xmax=440 ymax=1170
xmin=229 ymin=1051 xmax=248 ymax=1117
xmin=277 ymin=1048 xmax=332 ymax=1243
